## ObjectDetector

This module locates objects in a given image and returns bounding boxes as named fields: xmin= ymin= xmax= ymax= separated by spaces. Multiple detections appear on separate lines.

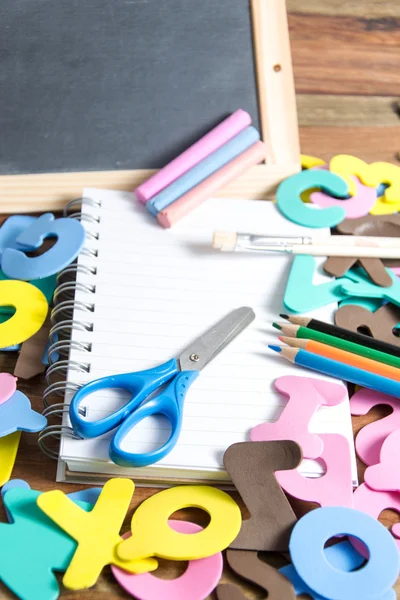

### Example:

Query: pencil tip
xmin=268 ymin=344 xmax=282 ymax=353
xmin=278 ymin=335 xmax=284 ymax=342
xmin=272 ymin=322 xmax=282 ymax=330
xmin=279 ymin=313 xmax=289 ymax=320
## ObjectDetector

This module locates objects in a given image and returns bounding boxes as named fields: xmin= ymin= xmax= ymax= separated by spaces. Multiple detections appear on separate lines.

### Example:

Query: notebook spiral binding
xmin=38 ymin=196 xmax=100 ymax=459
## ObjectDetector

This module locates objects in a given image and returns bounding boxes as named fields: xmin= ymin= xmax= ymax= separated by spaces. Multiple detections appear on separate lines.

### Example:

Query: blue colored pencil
xmin=269 ymin=344 xmax=400 ymax=398
xmin=146 ymin=126 xmax=260 ymax=216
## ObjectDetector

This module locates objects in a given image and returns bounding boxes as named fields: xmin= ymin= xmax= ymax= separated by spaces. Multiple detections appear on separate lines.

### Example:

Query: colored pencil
xmin=275 ymin=323 xmax=400 ymax=369
xmin=269 ymin=345 xmax=400 ymax=398
xmin=280 ymin=337 xmax=400 ymax=382
xmin=277 ymin=315 xmax=400 ymax=359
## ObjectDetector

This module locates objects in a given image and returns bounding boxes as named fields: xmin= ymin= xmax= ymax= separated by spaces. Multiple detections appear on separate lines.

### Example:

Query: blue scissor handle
xmin=110 ymin=370 xmax=199 ymax=468
xmin=69 ymin=358 xmax=180 ymax=438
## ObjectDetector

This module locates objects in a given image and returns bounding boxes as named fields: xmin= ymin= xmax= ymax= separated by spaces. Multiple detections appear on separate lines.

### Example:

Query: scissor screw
xmin=190 ymin=353 xmax=200 ymax=362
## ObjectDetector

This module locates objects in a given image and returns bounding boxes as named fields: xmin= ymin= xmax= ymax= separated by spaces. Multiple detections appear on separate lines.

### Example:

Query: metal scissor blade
xmin=178 ymin=306 xmax=255 ymax=372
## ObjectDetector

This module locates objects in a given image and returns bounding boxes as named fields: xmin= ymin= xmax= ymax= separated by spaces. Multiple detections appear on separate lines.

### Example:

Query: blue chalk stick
xmin=146 ymin=126 xmax=260 ymax=216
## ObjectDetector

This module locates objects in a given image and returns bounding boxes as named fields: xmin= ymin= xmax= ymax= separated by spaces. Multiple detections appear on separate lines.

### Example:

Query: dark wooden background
xmin=1 ymin=1 xmax=400 ymax=597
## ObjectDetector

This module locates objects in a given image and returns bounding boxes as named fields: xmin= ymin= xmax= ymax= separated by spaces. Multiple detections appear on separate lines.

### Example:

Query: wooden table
xmin=1 ymin=1 xmax=400 ymax=597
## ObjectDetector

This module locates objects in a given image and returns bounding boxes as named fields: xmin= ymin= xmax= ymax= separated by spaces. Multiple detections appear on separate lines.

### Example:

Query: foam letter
xmin=223 ymin=441 xmax=302 ymax=551
xmin=289 ymin=506 xmax=399 ymax=600
xmin=37 ymin=478 xmax=156 ymax=590
xmin=217 ymin=549 xmax=295 ymax=600
xmin=117 ymin=485 xmax=241 ymax=562
xmin=2 ymin=213 xmax=86 ymax=280
xmin=251 ymin=376 xmax=347 ymax=459
xmin=350 ymin=388 xmax=400 ymax=466
xmin=276 ymin=434 xmax=353 ymax=507
xmin=0 ymin=280 xmax=48 ymax=347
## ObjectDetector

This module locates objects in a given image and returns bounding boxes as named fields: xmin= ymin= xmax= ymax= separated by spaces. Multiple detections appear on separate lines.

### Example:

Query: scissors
xmin=69 ymin=306 xmax=255 ymax=468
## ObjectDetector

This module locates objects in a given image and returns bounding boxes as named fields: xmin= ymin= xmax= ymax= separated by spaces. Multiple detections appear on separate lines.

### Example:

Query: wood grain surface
xmin=1 ymin=0 xmax=400 ymax=597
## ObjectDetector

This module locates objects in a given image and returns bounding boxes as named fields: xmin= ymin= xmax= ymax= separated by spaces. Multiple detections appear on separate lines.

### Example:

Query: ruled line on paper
xmin=61 ymin=189 xmax=356 ymax=482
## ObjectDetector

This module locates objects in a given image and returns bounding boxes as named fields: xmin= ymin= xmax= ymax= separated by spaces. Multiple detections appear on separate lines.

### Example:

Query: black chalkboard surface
xmin=0 ymin=0 xmax=262 ymax=175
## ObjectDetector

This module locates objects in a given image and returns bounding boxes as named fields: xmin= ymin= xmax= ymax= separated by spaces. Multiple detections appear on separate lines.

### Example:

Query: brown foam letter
xmin=324 ymin=256 xmax=392 ymax=287
xmin=334 ymin=303 xmax=400 ymax=347
xmin=337 ymin=214 xmax=400 ymax=237
xmin=216 ymin=549 xmax=295 ymax=600
xmin=224 ymin=441 xmax=302 ymax=551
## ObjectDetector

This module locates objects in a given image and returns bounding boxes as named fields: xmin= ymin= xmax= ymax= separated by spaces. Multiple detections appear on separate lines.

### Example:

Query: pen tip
xmin=268 ymin=345 xmax=282 ymax=353
xmin=279 ymin=313 xmax=289 ymax=320
xmin=272 ymin=322 xmax=282 ymax=330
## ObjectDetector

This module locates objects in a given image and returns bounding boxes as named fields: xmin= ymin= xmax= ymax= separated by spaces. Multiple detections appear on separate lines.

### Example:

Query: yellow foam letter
xmin=117 ymin=485 xmax=241 ymax=562
xmin=300 ymin=154 xmax=326 ymax=169
xmin=0 ymin=280 xmax=48 ymax=347
xmin=37 ymin=478 xmax=157 ymax=590
xmin=330 ymin=154 xmax=367 ymax=196
xmin=367 ymin=162 xmax=400 ymax=203
xmin=0 ymin=432 xmax=21 ymax=486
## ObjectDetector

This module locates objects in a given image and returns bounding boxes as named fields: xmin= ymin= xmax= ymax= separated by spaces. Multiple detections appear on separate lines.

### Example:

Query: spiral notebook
xmin=46 ymin=188 xmax=357 ymax=485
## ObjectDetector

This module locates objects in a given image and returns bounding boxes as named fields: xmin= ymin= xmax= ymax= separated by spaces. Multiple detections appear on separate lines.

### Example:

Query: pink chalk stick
xmin=111 ymin=521 xmax=223 ymax=600
xmin=353 ymin=483 xmax=400 ymax=550
xmin=157 ymin=141 xmax=266 ymax=228
xmin=310 ymin=175 xmax=376 ymax=219
xmin=250 ymin=375 xmax=347 ymax=459
xmin=0 ymin=373 xmax=17 ymax=405
xmin=350 ymin=388 xmax=400 ymax=466
xmin=135 ymin=109 xmax=252 ymax=203
xmin=276 ymin=434 xmax=353 ymax=508
xmin=364 ymin=429 xmax=400 ymax=492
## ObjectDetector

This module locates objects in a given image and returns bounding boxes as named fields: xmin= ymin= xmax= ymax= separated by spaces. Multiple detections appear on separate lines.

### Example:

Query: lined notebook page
xmin=63 ymin=189 xmax=356 ymax=481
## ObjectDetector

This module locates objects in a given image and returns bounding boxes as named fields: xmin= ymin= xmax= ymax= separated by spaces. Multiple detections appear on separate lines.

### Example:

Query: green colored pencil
xmin=273 ymin=322 xmax=400 ymax=369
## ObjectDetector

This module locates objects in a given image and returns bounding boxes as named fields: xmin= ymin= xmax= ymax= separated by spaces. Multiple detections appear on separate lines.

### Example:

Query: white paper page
xmin=62 ymin=189 xmax=356 ymax=481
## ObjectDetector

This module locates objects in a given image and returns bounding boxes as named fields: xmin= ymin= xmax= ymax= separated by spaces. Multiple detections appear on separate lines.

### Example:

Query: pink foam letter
xmin=276 ymin=434 xmax=353 ymax=507
xmin=364 ymin=429 xmax=400 ymax=492
xmin=111 ymin=520 xmax=223 ymax=600
xmin=0 ymin=374 xmax=17 ymax=406
xmin=310 ymin=175 xmax=376 ymax=219
xmin=351 ymin=388 xmax=400 ymax=466
xmin=250 ymin=376 xmax=347 ymax=458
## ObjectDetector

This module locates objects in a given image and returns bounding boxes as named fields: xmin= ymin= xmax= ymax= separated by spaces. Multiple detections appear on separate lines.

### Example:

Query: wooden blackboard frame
xmin=1 ymin=0 xmax=300 ymax=213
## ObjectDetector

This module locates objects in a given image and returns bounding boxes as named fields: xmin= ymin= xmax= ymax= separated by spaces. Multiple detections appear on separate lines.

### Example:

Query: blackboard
xmin=0 ymin=0 xmax=264 ymax=175
xmin=0 ymin=0 xmax=299 ymax=212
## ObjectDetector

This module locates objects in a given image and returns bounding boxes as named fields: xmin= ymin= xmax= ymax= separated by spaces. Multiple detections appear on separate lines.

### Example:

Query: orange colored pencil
xmin=280 ymin=336 xmax=400 ymax=382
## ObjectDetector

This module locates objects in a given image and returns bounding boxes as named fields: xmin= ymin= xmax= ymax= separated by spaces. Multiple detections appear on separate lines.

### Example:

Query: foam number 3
xmin=289 ymin=506 xmax=400 ymax=600
xmin=117 ymin=486 xmax=241 ymax=563
xmin=0 ymin=280 xmax=48 ymax=347
xmin=37 ymin=478 xmax=157 ymax=590
xmin=276 ymin=170 xmax=348 ymax=228
xmin=217 ymin=549 xmax=295 ymax=600
xmin=2 ymin=213 xmax=86 ymax=280
xmin=224 ymin=441 xmax=302 ymax=551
